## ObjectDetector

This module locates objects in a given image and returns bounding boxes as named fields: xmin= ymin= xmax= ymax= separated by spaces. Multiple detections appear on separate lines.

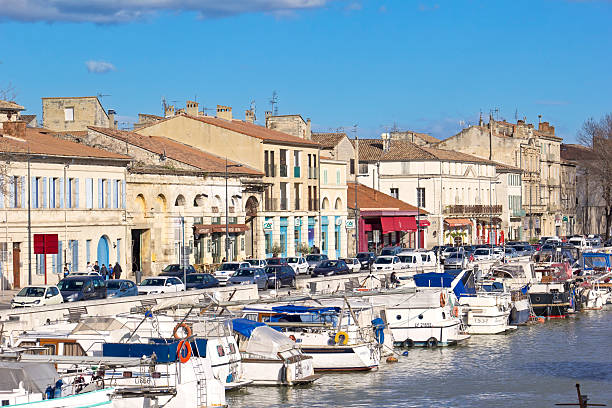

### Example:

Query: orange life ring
xmin=177 ymin=340 xmax=192 ymax=363
xmin=289 ymin=335 xmax=297 ymax=342
xmin=173 ymin=323 xmax=192 ymax=339
xmin=452 ymin=306 xmax=459 ymax=317
xmin=440 ymin=293 xmax=446 ymax=308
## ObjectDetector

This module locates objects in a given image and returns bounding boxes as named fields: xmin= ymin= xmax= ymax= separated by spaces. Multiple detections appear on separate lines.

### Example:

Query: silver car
xmin=228 ymin=267 xmax=268 ymax=290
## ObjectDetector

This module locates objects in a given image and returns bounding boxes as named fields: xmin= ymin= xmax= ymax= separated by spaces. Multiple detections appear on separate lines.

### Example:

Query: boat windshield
xmin=16 ymin=287 xmax=46 ymax=297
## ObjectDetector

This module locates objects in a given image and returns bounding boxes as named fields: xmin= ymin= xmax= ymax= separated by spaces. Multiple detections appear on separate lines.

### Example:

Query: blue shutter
xmin=106 ymin=180 xmax=112 ymax=209
xmin=75 ymin=178 xmax=80 ymax=208
xmin=113 ymin=180 xmax=118 ymax=209
xmin=72 ymin=241 xmax=79 ymax=272
xmin=7 ymin=178 xmax=14 ymax=208
xmin=57 ymin=241 xmax=63 ymax=274
xmin=59 ymin=178 xmax=64 ymax=208
xmin=20 ymin=176 xmax=25 ymax=208
xmin=98 ymin=179 xmax=103 ymax=208
xmin=86 ymin=178 xmax=93 ymax=208
xmin=116 ymin=239 xmax=121 ymax=263
xmin=51 ymin=249 xmax=56 ymax=275
xmin=121 ymin=179 xmax=126 ymax=209
xmin=31 ymin=178 xmax=37 ymax=208
xmin=50 ymin=178 xmax=55 ymax=208
xmin=42 ymin=177 xmax=48 ymax=208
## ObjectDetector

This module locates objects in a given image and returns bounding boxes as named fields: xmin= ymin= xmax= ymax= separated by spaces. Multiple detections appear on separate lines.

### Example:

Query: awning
xmin=394 ymin=216 xmax=417 ymax=232
xmin=194 ymin=224 xmax=249 ymax=235
xmin=418 ymin=220 xmax=431 ymax=227
xmin=444 ymin=218 xmax=472 ymax=227
xmin=381 ymin=217 xmax=395 ymax=234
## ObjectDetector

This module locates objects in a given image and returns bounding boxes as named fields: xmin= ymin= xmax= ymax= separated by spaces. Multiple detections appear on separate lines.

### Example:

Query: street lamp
xmin=225 ymin=158 xmax=242 ymax=262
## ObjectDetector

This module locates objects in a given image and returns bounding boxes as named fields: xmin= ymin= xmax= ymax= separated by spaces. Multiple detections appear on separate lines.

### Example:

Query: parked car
xmin=510 ymin=245 xmax=535 ymax=257
xmin=398 ymin=252 xmax=421 ymax=269
xmin=356 ymin=252 xmax=376 ymax=270
xmin=214 ymin=262 xmax=250 ymax=285
xmin=286 ymin=256 xmax=309 ymax=275
xmin=341 ymin=258 xmax=362 ymax=273
xmin=266 ymin=258 xmax=288 ymax=266
xmin=306 ymin=254 xmax=329 ymax=273
xmin=57 ymin=275 xmax=106 ymax=302
xmin=372 ymin=256 xmax=402 ymax=271
xmin=161 ymin=264 xmax=197 ymax=275
xmin=138 ymin=276 xmax=185 ymax=295
xmin=444 ymin=253 xmax=467 ymax=269
xmin=11 ymin=285 xmax=63 ymax=308
xmin=503 ymin=247 xmax=518 ymax=259
xmin=264 ymin=265 xmax=296 ymax=289
xmin=473 ymin=248 xmax=494 ymax=261
xmin=413 ymin=250 xmax=437 ymax=267
xmin=380 ymin=246 xmax=403 ymax=256
xmin=228 ymin=268 xmax=268 ymax=290
xmin=245 ymin=259 xmax=267 ymax=268
xmin=312 ymin=260 xmax=350 ymax=277
xmin=442 ymin=246 xmax=464 ymax=260
xmin=106 ymin=279 xmax=138 ymax=298
xmin=185 ymin=273 xmax=219 ymax=290
xmin=492 ymin=247 xmax=504 ymax=260
xmin=69 ymin=271 xmax=102 ymax=277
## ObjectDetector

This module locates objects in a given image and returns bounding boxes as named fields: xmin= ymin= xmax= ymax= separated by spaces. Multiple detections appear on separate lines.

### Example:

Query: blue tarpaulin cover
xmin=232 ymin=318 xmax=266 ymax=338
xmin=413 ymin=272 xmax=455 ymax=288
xmin=103 ymin=338 xmax=207 ymax=363
xmin=270 ymin=305 xmax=341 ymax=314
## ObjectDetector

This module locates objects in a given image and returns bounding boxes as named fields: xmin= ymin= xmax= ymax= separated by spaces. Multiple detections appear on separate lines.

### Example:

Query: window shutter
xmin=31 ymin=178 xmax=36 ymax=208
xmin=42 ymin=177 xmax=47 ymax=208
xmin=113 ymin=180 xmax=118 ymax=209
xmin=106 ymin=180 xmax=112 ymax=209
xmin=51 ymin=251 xmax=56 ymax=276
xmin=7 ymin=178 xmax=14 ymax=208
xmin=59 ymin=178 xmax=64 ymax=208
xmin=121 ymin=179 xmax=126 ymax=209
xmin=86 ymin=178 xmax=93 ymax=208
xmin=98 ymin=179 xmax=103 ymax=208
xmin=57 ymin=241 xmax=63 ymax=274
xmin=20 ymin=176 xmax=25 ymax=208
xmin=75 ymin=178 xmax=80 ymax=208
xmin=72 ymin=241 xmax=79 ymax=272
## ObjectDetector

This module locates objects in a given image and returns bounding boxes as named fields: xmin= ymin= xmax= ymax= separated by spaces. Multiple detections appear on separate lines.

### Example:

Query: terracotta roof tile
xmin=89 ymin=126 xmax=262 ymax=176
xmin=311 ymin=132 xmax=346 ymax=148
xmin=561 ymin=143 xmax=593 ymax=161
xmin=0 ymin=100 xmax=24 ymax=111
xmin=348 ymin=182 xmax=427 ymax=214
xmin=493 ymin=161 xmax=522 ymax=172
xmin=0 ymin=128 xmax=129 ymax=160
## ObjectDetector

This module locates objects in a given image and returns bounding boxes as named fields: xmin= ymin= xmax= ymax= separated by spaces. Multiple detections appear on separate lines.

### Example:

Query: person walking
xmin=100 ymin=264 xmax=108 ymax=280
xmin=63 ymin=265 xmax=69 ymax=279
xmin=114 ymin=262 xmax=122 ymax=279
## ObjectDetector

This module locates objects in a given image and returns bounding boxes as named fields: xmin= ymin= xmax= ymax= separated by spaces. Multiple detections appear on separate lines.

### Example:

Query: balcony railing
xmin=280 ymin=197 xmax=288 ymax=211
xmin=512 ymin=209 xmax=526 ymax=217
xmin=444 ymin=204 xmax=502 ymax=215
xmin=308 ymin=199 xmax=319 ymax=211
xmin=279 ymin=164 xmax=288 ymax=178
xmin=265 ymin=198 xmax=278 ymax=211
xmin=294 ymin=166 xmax=301 ymax=178
xmin=308 ymin=167 xmax=318 ymax=179
xmin=265 ymin=164 xmax=276 ymax=178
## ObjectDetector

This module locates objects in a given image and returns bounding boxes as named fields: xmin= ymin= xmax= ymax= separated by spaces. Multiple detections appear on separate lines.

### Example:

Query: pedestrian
xmin=114 ymin=262 xmax=122 ymax=279
xmin=86 ymin=262 xmax=93 ymax=273
xmin=100 ymin=264 xmax=108 ymax=280
xmin=221 ymin=257 xmax=227 ymax=263
xmin=63 ymin=265 xmax=69 ymax=278
xmin=93 ymin=261 xmax=100 ymax=274
xmin=108 ymin=264 xmax=114 ymax=279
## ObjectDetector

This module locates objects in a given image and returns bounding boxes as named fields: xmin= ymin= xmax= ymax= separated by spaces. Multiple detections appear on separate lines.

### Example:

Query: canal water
xmin=227 ymin=309 xmax=612 ymax=407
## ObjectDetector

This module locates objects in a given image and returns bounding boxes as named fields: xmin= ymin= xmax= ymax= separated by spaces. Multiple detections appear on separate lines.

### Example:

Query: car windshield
xmin=187 ymin=275 xmax=206 ymax=283
xmin=505 ymin=248 xmax=515 ymax=253
xmin=306 ymin=255 xmax=323 ymax=262
xmin=234 ymin=269 xmax=255 ymax=277
xmin=162 ymin=265 xmax=179 ymax=272
xmin=246 ymin=260 xmax=261 ymax=266
xmin=17 ymin=287 xmax=46 ymax=297
xmin=140 ymin=278 xmax=166 ymax=286
xmin=320 ymin=260 xmax=339 ymax=268
xmin=219 ymin=263 xmax=241 ymax=271
xmin=106 ymin=281 xmax=123 ymax=289
xmin=380 ymin=249 xmax=395 ymax=255
xmin=375 ymin=257 xmax=393 ymax=264
xmin=266 ymin=259 xmax=284 ymax=265
xmin=265 ymin=266 xmax=282 ymax=274
xmin=287 ymin=257 xmax=299 ymax=263
xmin=474 ymin=249 xmax=489 ymax=255
xmin=356 ymin=253 xmax=371 ymax=259
xmin=58 ymin=279 xmax=86 ymax=291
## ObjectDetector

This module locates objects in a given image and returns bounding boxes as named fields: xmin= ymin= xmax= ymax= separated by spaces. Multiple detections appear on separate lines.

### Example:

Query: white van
xmin=568 ymin=237 xmax=591 ymax=251
xmin=398 ymin=250 xmax=436 ymax=268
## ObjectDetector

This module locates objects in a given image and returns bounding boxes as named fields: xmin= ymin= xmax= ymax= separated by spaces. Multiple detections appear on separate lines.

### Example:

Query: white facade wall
xmin=320 ymin=159 xmax=349 ymax=259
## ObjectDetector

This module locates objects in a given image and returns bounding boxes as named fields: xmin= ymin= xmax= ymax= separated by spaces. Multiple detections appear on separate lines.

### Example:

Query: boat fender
xmin=173 ymin=322 xmax=193 ymax=339
xmin=402 ymin=351 xmax=409 ymax=357
xmin=334 ymin=331 xmax=349 ymax=345
xmin=177 ymin=339 xmax=192 ymax=363
xmin=440 ymin=293 xmax=446 ymax=308
xmin=289 ymin=335 xmax=297 ymax=342
xmin=452 ymin=306 xmax=459 ymax=317
xmin=426 ymin=337 xmax=438 ymax=348
xmin=386 ymin=356 xmax=398 ymax=363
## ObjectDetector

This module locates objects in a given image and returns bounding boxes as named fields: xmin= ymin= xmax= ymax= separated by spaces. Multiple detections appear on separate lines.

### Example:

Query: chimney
xmin=381 ymin=132 xmax=390 ymax=151
xmin=186 ymin=100 xmax=199 ymax=116
xmin=2 ymin=121 xmax=26 ymax=138
xmin=538 ymin=121 xmax=555 ymax=135
xmin=165 ymin=105 xmax=175 ymax=118
xmin=306 ymin=118 xmax=312 ymax=140
xmin=216 ymin=105 xmax=232 ymax=121
xmin=245 ymin=109 xmax=256 ymax=123
xmin=108 ymin=109 xmax=116 ymax=129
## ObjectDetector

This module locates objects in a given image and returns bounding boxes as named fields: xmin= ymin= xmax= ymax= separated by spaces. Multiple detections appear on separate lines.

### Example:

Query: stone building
xmin=494 ymin=163 xmax=524 ymax=241
xmin=312 ymin=132 xmax=357 ymax=181
xmin=0 ymin=121 xmax=130 ymax=289
xmin=265 ymin=113 xmax=312 ymax=140
xmin=561 ymin=144 xmax=597 ymax=235
xmin=0 ymin=100 xmax=24 ymax=125
xmin=436 ymin=116 xmax=567 ymax=238
xmin=42 ymin=96 xmax=115 ymax=132
xmin=385 ymin=130 xmax=440 ymax=146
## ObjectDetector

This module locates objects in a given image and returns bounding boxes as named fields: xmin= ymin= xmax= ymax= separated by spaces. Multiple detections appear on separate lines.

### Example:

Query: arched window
xmin=175 ymin=194 xmax=186 ymax=206
xmin=321 ymin=197 xmax=330 ymax=210
xmin=334 ymin=197 xmax=342 ymax=210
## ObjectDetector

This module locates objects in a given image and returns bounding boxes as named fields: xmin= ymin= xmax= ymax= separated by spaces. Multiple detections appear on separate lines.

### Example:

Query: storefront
xmin=444 ymin=218 xmax=472 ymax=245
xmin=193 ymin=223 xmax=249 ymax=262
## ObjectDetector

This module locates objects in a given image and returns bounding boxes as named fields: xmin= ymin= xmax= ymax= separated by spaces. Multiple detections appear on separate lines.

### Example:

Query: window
xmin=64 ymin=107 xmax=74 ymax=122
xmin=390 ymin=188 xmax=399 ymax=199
xmin=113 ymin=179 xmax=119 ymax=208
xmin=67 ymin=178 xmax=78 ymax=208
xmin=86 ymin=178 xmax=93 ymax=208
xmin=417 ymin=188 xmax=425 ymax=207
xmin=336 ymin=170 xmax=341 ymax=185
xmin=86 ymin=239 xmax=92 ymax=263
xmin=358 ymin=162 xmax=368 ymax=174
xmin=349 ymin=159 xmax=355 ymax=175
xmin=117 ymin=239 xmax=121 ymax=263
xmin=69 ymin=240 xmax=78 ymax=272
xmin=323 ymin=170 xmax=328 ymax=184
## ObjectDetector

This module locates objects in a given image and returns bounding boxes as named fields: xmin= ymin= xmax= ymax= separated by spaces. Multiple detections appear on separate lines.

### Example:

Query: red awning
xmin=362 ymin=223 xmax=373 ymax=232
xmin=444 ymin=218 xmax=472 ymax=227
xmin=418 ymin=220 xmax=431 ymax=227
xmin=381 ymin=217 xmax=395 ymax=234
xmin=394 ymin=216 xmax=417 ymax=232
xmin=194 ymin=224 xmax=249 ymax=234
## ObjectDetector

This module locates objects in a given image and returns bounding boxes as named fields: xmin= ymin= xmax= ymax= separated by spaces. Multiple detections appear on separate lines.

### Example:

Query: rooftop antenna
xmin=270 ymin=91 xmax=278 ymax=116
xmin=97 ymin=93 xmax=111 ymax=99
xmin=514 ymin=108 xmax=519 ymax=121
xmin=490 ymin=107 xmax=500 ymax=121
xmin=250 ymin=99 xmax=256 ymax=114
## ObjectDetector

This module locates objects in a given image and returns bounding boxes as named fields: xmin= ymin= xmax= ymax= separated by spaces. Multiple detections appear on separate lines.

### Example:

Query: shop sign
xmin=295 ymin=218 xmax=302 ymax=227
xmin=345 ymin=220 xmax=356 ymax=229
xmin=263 ymin=221 xmax=273 ymax=231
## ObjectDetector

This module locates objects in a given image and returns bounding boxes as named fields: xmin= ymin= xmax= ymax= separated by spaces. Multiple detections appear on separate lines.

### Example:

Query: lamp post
xmin=225 ymin=158 xmax=242 ymax=262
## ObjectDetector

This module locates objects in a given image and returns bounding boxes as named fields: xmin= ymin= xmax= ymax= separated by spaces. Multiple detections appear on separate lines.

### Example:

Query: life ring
xmin=334 ymin=331 xmax=349 ymax=345
xmin=289 ymin=335 xmax=297 ymax=342
xmin=440 ymin=293 xmax=446 ymax=308
xmin=452 ymin=306 xmax=459 ymax=317
xmin=426 ymin=337 xmax=438 ymax=348
xmin=173 ymin=323 xmax=192 ymax=339
xmin=177 ymin=340 xmax=192 ymax=363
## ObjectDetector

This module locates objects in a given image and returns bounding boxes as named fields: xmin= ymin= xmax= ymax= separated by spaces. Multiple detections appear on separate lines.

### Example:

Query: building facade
xmin=42 ymin=96 xmax=115 ymax=132
xmin=320 ymin=158 xmax=349 ymax=259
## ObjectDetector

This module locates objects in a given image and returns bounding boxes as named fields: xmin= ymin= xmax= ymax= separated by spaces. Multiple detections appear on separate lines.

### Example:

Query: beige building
xmin=320 ymin=158 xmax=349 ymax=258
xmin=312 ymin=132 xmax=357 ymax=181
xmin=494 ymin=163 xmax=524 ymax=241
xmin=0 ymin=100 xmax=24 ymax=126
xmin=0 ymin=122 xmax=130 ymax=289
xmin=135 ymin=104 xmax=328 ymax=258
xmin=42 ymin=96 xmax=115 ymax=132
xmin=385 ymin=130 xmax=440 ymax=147
xmin=437 ymin=117 xmax=566 ymax=238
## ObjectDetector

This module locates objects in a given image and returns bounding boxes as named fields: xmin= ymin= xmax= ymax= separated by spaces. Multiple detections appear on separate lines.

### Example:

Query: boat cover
xmin=0 ymin=361 xmax=58 ymax=393
xmin=270 ymin=305 xmax=341 ymax=314
xmin=245 ymin=326 xmax=295 ymax=359
xmin=414 ymin=271 xmax=476 ymax=298
xmin=232 ymin=318 xmax=266 ymax=338
xmin=103 ymin=338 xmax=208 ymax=363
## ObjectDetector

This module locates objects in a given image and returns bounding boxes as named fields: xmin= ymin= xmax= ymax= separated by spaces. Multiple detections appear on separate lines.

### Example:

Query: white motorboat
xmin=457 ymin=292 xmax=517 ymax=335
xmin=232 ymin=318 xmax=320 ymax=386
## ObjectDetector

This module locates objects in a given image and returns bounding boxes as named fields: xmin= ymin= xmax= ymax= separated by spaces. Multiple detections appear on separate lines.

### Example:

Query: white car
xmin=342 ymin=258 xmax=362 ymax=273
xmin=70 ymin=271 xmax=102 ymax=276
xmin=473 ymin=248 xmax=493 ymax=261
xmin=372 ymin=256 xmax=403 ymax=271
xmin=398 ymin=253 xmax=420 ymax=269
xmin=245 ymin=259 xmax=267 ymax=268
xmin=214 ymin=262 xmax=250 ymax=285
xmin=138 ymin=276 xmax=185 ymax=295
xmin=416 ymin=251 xmax=437 ymax=267
xmin=286 ymin=256 xmax=309 ymax=275
xmin=11 ymin=285 xmax=63 ymax=308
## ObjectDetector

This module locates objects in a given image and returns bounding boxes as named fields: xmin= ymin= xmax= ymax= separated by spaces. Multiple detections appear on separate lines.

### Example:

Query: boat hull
xmin=301 ymin=343 xmax=380 ymax=372
xmin=241 ymin=355 xmax=319 ymax=386
xmin=529 ymin=291 xmax=570 ymax=318
xmin=509 ymin=298 xmax=531 ymax=325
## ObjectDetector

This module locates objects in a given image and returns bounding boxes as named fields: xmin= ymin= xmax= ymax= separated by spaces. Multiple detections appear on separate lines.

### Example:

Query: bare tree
xmin=578 ymin=113 xmax=612 ymax=239
xmin=0 ymin=82 xmax=17 ymax=102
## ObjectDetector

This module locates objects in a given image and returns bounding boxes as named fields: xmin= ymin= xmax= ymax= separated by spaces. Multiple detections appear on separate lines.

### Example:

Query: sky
xmin=0 ymin=0 xmax=611 ymax=142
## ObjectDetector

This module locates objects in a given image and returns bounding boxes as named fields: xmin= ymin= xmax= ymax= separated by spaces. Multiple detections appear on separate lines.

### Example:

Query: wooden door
xmin=12 ymin=243 xmax=20 ymax=289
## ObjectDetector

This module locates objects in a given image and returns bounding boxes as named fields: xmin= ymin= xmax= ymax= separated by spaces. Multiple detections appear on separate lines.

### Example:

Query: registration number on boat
xmin=415 ymin=322 xmax=432 ymax=328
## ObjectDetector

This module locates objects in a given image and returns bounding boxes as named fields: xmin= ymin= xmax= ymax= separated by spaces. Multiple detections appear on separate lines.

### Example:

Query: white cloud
xmin=85 ymin=60 xmax=116 ymax=73
xmin=0 ymin=0 xmax=332 ymax=23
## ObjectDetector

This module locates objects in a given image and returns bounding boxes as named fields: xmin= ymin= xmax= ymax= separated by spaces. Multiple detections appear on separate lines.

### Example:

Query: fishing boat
xmin=530 ymin=263 xmax=573 ymax=318
xmin=231 ymin=318 xmax=320 ymax=386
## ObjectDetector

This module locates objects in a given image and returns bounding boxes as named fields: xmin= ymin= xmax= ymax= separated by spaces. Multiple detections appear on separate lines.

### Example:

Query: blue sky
xmin=0 ymin=0 xmax=611 ymax=142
